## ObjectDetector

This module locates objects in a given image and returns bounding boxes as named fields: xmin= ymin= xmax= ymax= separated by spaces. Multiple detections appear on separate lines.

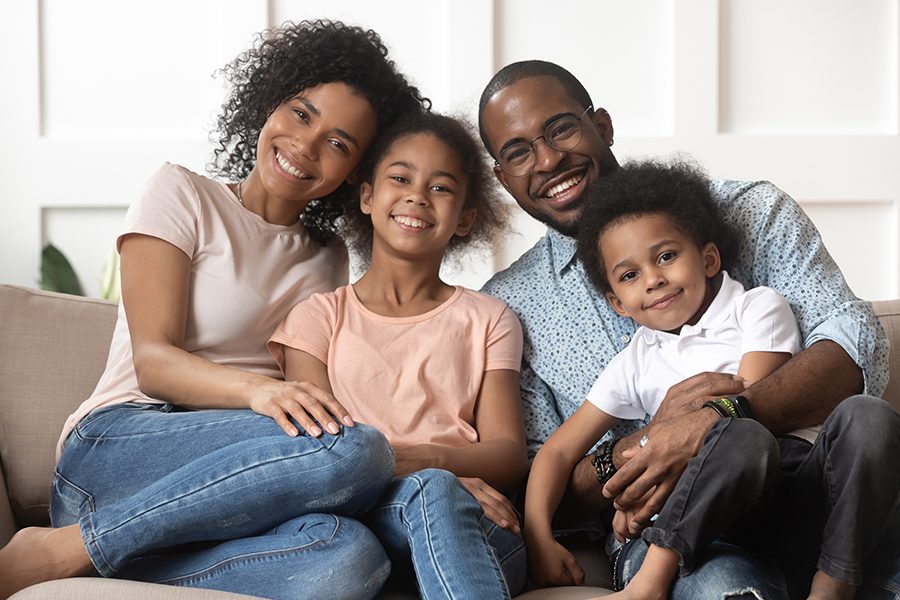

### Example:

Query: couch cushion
xmin=873 ymin=299 xmax=900 ymax=411
xmin=10 ymin=578 xmax=258 ymax=600
xmin=0 ymin=285 xmax=117 ymax=526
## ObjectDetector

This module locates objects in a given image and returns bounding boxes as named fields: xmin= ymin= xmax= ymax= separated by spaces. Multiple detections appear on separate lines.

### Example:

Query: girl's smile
xmin=361 ymin=132 xmax=475 ymax=260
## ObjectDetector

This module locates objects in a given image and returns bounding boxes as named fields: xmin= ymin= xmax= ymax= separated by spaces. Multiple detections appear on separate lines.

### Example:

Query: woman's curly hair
xmin=577 ymin=157 xmax=740 ymax=295
xmin=342 ymin=110 xmax=508 ymax=264
xmin=208 ymin=19 xmax=430 ymax=245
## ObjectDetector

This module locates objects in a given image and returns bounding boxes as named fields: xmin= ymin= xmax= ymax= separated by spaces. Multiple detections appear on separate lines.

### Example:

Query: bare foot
xmin=807 ymin=570 xmax=856 ymax=600
xmin=0 ymin=526 xmax=95 ymax=599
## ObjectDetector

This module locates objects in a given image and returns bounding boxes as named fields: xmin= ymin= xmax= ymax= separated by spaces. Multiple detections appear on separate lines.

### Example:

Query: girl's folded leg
xmin=366 ymin=468 xmax=524 ymax=600
xmin=52 ymin=403 xmax=394 ymax=577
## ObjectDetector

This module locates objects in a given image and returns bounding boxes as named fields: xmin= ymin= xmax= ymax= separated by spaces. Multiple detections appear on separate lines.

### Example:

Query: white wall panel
xmin=40 ymin=0 xmax=261 ymax=139
xmin=495 ymin=0 xmax=675 ymax=137
xmin=800 ymin=200 xmax=898 ymax=301
xmin=271 ymin=0 xmax=493 ymax=114
xmin=2 ymin=0 xmax=898 ymax=300
xmin=719 ymin=0 xmax=898 ymax=135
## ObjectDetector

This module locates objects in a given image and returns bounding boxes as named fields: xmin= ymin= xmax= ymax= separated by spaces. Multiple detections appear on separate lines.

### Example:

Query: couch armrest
xmin=873 ymin=299 xmax=900 ymax=412
xmin=0 ymin=463 xmax=18 ymax=546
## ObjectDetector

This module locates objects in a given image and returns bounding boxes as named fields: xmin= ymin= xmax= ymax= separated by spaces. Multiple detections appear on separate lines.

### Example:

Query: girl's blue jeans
xmin=367 ymin=469 xmax=526 ymax=599
xmin=51 ymin=402 xmax=524 ymax=599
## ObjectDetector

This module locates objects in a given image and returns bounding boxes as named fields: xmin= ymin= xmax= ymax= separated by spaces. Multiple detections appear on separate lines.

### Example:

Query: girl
xmin=525 ymin=159 xmax=802 ymax=599
xmin=0 ymin=20 xmax=427 ymax=600
xmin=268 ymin=111 xmax=529 ymax=599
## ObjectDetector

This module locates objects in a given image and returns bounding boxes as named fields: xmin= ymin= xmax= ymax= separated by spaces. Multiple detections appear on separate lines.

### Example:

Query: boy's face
xmin=600 ymin=213 xmax=720 ymax=334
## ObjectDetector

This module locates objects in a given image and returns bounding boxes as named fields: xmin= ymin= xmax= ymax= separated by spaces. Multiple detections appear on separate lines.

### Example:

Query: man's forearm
xmin=553 ymin=454 xmax=614 ymax=526
xmin=743 ymin=340 xmax=863 ymax=434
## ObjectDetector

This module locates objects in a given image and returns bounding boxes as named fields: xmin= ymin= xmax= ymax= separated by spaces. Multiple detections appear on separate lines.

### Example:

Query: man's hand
xmin=602 ymin=408 xmax=719 ymax=535
xmin=652 ymin=371 xmax=745 ymax=423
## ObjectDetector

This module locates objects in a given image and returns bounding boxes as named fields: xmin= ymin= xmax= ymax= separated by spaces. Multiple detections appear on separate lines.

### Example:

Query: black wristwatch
xmin=590 ymin=438 xmax=619 ymax=485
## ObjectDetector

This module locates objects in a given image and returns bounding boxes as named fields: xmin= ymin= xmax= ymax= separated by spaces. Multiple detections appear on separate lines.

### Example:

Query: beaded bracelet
xmin=703 ymin=397 xmax=739 ymax=419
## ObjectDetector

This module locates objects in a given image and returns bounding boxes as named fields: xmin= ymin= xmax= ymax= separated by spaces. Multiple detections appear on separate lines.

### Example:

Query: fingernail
xmin=310 ymin=426 xmax=322 ymax=437
xmin=343 ymin=416 xmax=354 ymax=426
xmin=289 ymin=428 xmax=298 ymax=437
xmin=326 ymin=422 xmax=339 ymax=434
xmin=500 ymin=520 xmax=509 ymax=527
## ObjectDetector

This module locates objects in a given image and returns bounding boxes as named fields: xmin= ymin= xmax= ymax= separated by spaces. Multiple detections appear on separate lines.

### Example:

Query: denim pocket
xmin=49 ymin=470 xmax=94 ymax=527
xmin=75 ymin=401 xmax=173 ymax=441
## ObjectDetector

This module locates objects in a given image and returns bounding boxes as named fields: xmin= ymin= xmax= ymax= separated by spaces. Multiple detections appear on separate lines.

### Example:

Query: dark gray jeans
xmin=618 ymin=395 xmax=900 ymax=599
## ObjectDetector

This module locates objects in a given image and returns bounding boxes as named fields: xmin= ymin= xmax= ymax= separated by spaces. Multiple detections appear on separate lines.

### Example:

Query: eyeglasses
xmin=495 ymin=106 xmax=593 ymax=177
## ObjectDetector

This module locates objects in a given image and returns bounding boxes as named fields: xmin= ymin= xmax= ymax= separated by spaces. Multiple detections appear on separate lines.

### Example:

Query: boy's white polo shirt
xmin=586 ymin=271 xmax=806 ymax=434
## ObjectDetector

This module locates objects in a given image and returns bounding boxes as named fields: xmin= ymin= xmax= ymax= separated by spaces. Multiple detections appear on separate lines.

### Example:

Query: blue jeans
xmin=366 ymin=469 xmax=527 ymax=600
xmin=51 ymin=402 xmax=395 ymax=600
xmin=614 ymin=538 xmax=788 ymax=600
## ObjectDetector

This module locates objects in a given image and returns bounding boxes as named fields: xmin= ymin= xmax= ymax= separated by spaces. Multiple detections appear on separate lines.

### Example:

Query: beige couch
xmin=2 ymin=284 xmax=898 ymax=599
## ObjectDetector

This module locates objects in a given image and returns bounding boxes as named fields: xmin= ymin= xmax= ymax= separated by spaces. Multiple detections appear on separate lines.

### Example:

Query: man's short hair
xmin=478 ymin=60 xmax=593 ymax=157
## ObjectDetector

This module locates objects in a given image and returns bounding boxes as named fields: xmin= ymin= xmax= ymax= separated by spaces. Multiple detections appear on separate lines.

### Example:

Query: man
xmin=478 ymin=60 xmax=898 ymax=598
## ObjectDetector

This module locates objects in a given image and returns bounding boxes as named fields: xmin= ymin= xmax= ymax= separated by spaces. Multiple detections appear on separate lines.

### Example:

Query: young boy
xmin=523 ymin=158 xmax=804 ymax=600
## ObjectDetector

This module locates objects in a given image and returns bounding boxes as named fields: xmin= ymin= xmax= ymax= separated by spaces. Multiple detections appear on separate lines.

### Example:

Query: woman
xmin=0 ymin=20 xmax=428 ymax=600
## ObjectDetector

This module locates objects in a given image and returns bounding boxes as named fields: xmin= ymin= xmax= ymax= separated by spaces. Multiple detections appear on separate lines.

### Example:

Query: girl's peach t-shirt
xmin=56 ymin=162 xmax=348 ymax=460
xmin=268 ymin=285 xmax=523 ymax=448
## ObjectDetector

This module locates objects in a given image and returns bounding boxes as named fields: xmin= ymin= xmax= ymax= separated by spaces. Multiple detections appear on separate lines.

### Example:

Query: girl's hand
xmin=459 ymin=477 xmax=521 ymax=533
xmin=248 ymin=379 xmax=354 ymax=437
xmin=527 ymin=538 xmax=584 ymax=587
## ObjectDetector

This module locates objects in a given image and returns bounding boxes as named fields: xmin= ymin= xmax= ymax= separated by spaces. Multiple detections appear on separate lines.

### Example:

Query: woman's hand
xmin=459 ymin=477 xmax=521 ymax=533
xmin=247 ymin=379 xmax=354 ymax=437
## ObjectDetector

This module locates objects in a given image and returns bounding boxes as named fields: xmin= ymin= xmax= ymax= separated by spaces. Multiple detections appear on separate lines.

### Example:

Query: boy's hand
xmin=527 ymin=538 xmax=585 ymax=587
xmin=459 ymin=477 xmax=521 ymax=533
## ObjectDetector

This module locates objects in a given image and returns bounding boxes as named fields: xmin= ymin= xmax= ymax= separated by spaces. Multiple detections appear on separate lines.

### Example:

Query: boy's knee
xmin=827 ymin=395 xmax=900 ymax=450
xmin=720 ymin=419 xmax=778 ymax=463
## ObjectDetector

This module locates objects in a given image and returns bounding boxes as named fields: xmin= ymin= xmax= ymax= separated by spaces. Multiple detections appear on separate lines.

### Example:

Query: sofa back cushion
xmin=0 ymin=285 xmax=117 ymax=525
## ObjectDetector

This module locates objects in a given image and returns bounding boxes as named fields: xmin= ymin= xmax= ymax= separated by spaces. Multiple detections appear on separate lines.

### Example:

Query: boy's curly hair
xmin=577 ymin=157 xmax=740 ymax=295
xmin=207 ymin=19 xmax=430 ymax=245
xmin=342 ymin=111 xmax=508 ymax=263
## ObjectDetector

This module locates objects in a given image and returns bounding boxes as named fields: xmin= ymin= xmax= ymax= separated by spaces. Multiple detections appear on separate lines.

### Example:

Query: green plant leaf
xmin=99 ymin=243 xmax=121 ymax=301
xmin=40 ymin=243 xmax=84 ymax=296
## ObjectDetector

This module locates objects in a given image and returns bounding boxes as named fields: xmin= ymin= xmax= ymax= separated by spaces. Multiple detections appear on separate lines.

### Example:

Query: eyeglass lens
xmin=498 ymin=107 xmax=591 ymax=176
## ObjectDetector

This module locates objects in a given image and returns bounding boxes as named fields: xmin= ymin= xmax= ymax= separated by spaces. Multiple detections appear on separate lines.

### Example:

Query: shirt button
xmin=621 ymin=334 xmax=630 ymax=343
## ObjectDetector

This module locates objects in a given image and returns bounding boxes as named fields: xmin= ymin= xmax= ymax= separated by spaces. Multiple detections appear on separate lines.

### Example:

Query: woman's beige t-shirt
xmin=56 ymin=163 xmax=348 ymax=460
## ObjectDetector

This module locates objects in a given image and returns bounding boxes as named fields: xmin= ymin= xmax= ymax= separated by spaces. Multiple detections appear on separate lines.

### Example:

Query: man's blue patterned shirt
xmin=482 ymin=179 xmax=890 ymax=459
